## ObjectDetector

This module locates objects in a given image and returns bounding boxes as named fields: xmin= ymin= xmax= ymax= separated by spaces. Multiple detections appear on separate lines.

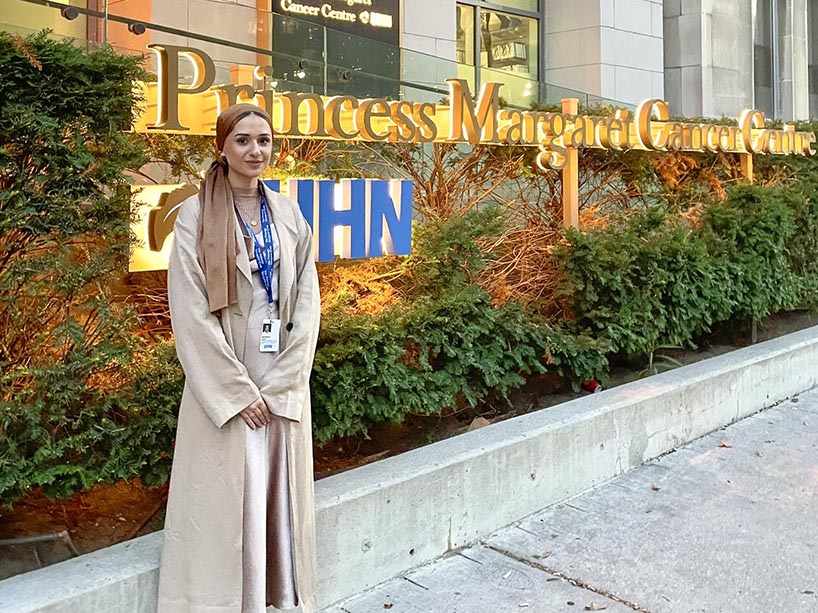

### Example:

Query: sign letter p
xmin=147 ymin=45 xmax=216 ymax=131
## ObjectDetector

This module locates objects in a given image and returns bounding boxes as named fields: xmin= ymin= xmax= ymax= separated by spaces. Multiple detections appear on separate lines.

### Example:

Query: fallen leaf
xmin=651 ymin=484 xmax=661 ymax=491
xmin=468 ymin=416 xmax=492 ymax=431
xmin=503 ymin=570 xmax=512 ymax=579
xmin=536 ymin=551 xmax=552 ymax=559
xmin=383 ymin=604 xmax=393 ymax=609
xmin=519 ymin=604 xmax=530 ymax=608
xmin=585 ymin=603 xmax=607 ymax=611
xmin=756 ymin=451 xmax=764 ymax=458
xmin=792 ymin=397 xmax=800 ymax=403
xmin=718 ymin=441 xmax=733 ymax=448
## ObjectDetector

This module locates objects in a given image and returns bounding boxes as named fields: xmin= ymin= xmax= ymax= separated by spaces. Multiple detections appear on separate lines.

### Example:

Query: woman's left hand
xmin=239 ymin=397 xmax=273 ymax=430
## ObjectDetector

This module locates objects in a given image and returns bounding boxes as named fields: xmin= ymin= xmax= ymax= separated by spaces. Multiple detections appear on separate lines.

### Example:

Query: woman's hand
xmin=239 ymin=397 xmax=273 ymax=430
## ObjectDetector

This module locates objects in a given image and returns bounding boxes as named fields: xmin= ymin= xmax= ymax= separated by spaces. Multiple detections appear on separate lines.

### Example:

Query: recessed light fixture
xmin=60 ymin=6 xmax=80 ymax=20
xmin=128 ymin=22 xmax=146 ymax=35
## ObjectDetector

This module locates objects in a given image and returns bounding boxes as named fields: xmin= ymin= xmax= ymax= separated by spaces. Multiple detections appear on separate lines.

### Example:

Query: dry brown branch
xmin=381 ymin=143 xmax=529 ymax=221
xmin=478 ymin=223 xmax=563 ymax=313
xmin=317 ymin=258 xmax=405 ymax=317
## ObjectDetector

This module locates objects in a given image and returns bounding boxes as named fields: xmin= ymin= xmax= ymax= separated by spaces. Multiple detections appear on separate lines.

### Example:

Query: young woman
xmin=157 ymin=104 xmax=321 ymax=612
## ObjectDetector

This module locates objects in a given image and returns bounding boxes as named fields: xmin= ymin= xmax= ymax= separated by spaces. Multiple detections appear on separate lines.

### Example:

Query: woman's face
xmin=220 ymin=114 xmax=273 ymax=188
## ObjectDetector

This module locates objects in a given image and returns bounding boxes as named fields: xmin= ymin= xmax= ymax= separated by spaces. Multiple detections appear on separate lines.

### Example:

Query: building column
xmin=545 ymin=0 xmax=663 ymax=106
xmin=402 ymin=0 xmax=456 ymax=58
xmin=401 ymin=0 xmax=457 ymax=93
xmin=664 ymin=0 xmax=753 ymax=119
xmin=778 ymin=0 xmax=809 ymax=121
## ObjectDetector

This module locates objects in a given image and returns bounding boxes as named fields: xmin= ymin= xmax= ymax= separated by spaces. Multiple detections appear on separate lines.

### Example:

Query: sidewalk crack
xmin=485 ymin=542 xmax=652 ymax=612
xmin=403 ymin=577 xmax=430 ymax=591
xmin=457 ymin=550 xmax=485 ymax=565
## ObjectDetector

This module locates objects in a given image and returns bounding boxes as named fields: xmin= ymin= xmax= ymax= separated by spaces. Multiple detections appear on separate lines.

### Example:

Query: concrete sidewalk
xmin=325 ymin=387 xmax=818 ymax=613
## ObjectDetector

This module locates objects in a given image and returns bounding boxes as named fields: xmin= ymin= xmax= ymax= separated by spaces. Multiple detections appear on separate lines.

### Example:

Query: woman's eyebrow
xmin=233 ymin=132 xmax=272 ymax=138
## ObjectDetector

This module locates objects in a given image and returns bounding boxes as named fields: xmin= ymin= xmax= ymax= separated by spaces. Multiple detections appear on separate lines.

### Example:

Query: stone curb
xmin=2 ymin=326 xmax=817 ymax=612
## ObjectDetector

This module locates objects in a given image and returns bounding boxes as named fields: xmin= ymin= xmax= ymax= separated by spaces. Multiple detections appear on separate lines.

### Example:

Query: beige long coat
xmin=157 ymin=184 xmax=321 ymax=613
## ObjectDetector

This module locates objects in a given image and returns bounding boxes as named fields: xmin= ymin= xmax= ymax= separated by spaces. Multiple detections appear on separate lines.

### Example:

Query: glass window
xmin=480 ymin=9 xmax=538 ymax=79
xmin=456 ymin=4 xmax=475 ymax=65
xmin=2 ymin=0 xmax=88 ymax=42
xmin=753 ymin=0 xmax=774 ymax=116
xmin=490 ymin=0 xmax=538 ymax=12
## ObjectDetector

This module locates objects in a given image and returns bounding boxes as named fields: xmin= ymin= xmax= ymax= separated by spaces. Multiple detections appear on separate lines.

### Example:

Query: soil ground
xmin=1 ymin=309 xmax=816 ymax=581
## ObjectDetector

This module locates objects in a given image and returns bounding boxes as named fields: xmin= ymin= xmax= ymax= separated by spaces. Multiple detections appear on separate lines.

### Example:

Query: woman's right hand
xmin=239 ymin=397 xmax=273 ymax=430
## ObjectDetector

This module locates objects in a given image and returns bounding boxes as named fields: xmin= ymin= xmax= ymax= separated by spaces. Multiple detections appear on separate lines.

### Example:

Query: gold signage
xmin=134 ymin=45 xmax=816 ymax=172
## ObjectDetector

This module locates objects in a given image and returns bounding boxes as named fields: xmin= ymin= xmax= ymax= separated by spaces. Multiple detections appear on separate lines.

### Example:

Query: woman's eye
xmin=259 ymin=138 xmax=271 ymax=145
xmin=237 ymin=138 xmax=247 ymax=145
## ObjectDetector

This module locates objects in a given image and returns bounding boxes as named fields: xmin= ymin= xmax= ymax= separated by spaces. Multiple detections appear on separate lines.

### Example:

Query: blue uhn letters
xmin=263 ymin=179 xmax=413 ymax=263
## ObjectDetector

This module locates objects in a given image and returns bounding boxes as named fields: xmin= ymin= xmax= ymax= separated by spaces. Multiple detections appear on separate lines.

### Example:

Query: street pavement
xmin=324 ymin=387 xmax=818 ymax=613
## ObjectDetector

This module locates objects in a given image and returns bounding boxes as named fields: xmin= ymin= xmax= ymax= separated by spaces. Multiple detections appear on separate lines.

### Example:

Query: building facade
xmin=3 ymin=0 xmax=817 ymax=120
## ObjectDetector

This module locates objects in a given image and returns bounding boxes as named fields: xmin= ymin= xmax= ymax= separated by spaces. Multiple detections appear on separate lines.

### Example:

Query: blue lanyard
xmin=238 ymin=190 xmax=275 ymax=306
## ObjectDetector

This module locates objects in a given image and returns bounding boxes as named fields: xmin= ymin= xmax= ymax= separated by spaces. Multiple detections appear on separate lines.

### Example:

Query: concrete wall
xmin=664 ymin=0 xmax=814 ymax=120
xmin=2 ymin=326 xmax=818 ymax=612
xmin=664 ymin=0 xmax=754 ymax=118
xmin=148 ymin=0 xmax=259 ymax=82
xmin=546 ymin=0 xmax=663 ymax=105
xmin=401 ymin=0 xmax=456 ymax=59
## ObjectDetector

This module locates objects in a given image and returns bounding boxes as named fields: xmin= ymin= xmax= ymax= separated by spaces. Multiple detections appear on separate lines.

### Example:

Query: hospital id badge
xmin=260 ymin=319 xmax=280 ymax=353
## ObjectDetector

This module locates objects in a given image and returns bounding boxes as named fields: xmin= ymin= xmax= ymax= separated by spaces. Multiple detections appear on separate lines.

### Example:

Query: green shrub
xmin=555 ymin=182 xmax=816 ymax=363
xmin=0 ymin=32 xmax=148 ymax=503
xmin=556 ymin=206 xmax=734 ymax=358
xmin=780 ymin=179 xmax=818 ymax=307
xmin=701 ymin=184 xmax=801 ymax=320
xmin=311 ymin=284 xmax=608 ymax=442
xmin=0 ymin=340 xmax=181 ymax=502
xmin=311 ymin=206 xmax=609 ymax=441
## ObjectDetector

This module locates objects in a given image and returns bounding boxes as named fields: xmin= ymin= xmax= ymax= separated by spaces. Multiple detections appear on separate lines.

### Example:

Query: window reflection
xmin=480 ymin=9 xmax=538 ymax=79
xmin=456 ymin=4 xmax=475 ymax=65
xmin=491 ymin=0 xmax=538 ymax=12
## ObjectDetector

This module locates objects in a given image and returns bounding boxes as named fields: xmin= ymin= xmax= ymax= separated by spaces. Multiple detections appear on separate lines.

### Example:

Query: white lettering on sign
xmin=322 ymin=4 xmax=356 ymax=22
xmin=280 ymin=0 xmax=394 ymax=28
xmin=370 ymin=12 xmax=392 ymax=28
xmin=280 ymin=0 xmax=320 ymax=17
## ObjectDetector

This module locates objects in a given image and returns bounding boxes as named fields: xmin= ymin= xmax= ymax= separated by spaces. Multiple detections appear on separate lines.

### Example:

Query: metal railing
xmin=5 ymin=0 xmax=630 ymax=110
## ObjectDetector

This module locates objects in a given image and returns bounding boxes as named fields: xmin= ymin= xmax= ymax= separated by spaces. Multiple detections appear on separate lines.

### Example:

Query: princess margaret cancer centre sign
xmin=138 ymin=44 xmax=816 ymax=167
xmin=130 ymin=45 xmax=816 ymax=271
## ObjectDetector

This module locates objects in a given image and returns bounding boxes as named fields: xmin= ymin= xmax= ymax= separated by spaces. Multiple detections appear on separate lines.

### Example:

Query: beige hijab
xmin=196 ymin=104 xmax=274 ymax=313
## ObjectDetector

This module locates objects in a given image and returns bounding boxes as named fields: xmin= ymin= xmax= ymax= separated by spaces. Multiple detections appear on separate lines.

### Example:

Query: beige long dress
xmin=240 ymin=213 xmax=299 ymax=611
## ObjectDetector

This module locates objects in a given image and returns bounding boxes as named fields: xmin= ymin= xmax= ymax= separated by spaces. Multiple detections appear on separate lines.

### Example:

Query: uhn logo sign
xmin=265 ymin=178 xmax=413 ymax=263
xmin=131 ymin=178 xmax=413 ymax=272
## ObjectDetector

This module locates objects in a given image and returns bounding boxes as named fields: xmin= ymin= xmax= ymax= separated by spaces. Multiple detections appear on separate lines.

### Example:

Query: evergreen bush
xmin=555 ymin=181 xmax=818 ymax=363
xmin=311 ymin=206 xmax=609 ymax=441
xmin=0 ymin=32 xmax=150 ymax=503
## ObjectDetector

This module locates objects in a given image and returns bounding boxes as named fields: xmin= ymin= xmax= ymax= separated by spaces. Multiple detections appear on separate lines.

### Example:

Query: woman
xmin=157 ymin=104 xmax=321 ymax=613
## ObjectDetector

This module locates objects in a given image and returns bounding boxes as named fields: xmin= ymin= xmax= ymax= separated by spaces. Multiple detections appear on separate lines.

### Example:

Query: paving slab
xmin=329 ymin=388 xmax=818 ymax=613
xmin=488 ymin=390 xmax=818 ymax=613
xmin=324 ymin=545 xmax=633 ymax=613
